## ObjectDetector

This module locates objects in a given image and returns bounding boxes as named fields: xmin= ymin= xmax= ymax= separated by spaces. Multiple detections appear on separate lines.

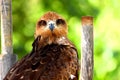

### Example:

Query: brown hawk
xmin=4 ymin=12 xmax=79 ymax=80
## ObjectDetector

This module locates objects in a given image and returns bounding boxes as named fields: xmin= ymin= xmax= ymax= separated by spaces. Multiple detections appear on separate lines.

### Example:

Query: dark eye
xmin=56 ymin=19 xmax=65 ymax=25
xmin=37 ymin=20 xmax=47 ymax=26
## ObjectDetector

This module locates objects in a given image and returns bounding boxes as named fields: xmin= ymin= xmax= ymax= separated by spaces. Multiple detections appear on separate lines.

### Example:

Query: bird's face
xmin=35 ymin=12 xmax=68 ymax=44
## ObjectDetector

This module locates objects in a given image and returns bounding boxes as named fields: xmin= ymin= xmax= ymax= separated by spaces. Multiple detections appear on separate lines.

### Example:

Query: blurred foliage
xmin=1 ymin=0 xmax=120 ymax=80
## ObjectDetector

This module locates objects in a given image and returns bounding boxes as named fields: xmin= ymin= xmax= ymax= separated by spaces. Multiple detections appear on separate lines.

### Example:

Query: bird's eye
xmin=37 ymin=20 xmax=47 ymax=26
xmin=56 ymin=19 xmax=65 ymax=25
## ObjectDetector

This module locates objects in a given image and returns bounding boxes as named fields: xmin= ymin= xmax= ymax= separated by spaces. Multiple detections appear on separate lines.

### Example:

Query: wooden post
xmin=80 ymin=16 xmax=93 ymax=80
xmin=0 ymin=0 xmax=17 ymax=80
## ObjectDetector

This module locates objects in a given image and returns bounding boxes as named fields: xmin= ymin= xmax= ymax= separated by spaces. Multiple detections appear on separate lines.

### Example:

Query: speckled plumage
xmin=4 ymin=12 xmax=79 ymax=80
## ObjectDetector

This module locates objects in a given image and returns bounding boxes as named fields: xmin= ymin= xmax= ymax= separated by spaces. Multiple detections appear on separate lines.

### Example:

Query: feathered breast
xmin=4 ymin=38 xmax=79 ymax=80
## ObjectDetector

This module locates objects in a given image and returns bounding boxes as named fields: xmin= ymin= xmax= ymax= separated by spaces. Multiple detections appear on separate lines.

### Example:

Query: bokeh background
xmin=1 ymin=0 xmax=120 ymax=80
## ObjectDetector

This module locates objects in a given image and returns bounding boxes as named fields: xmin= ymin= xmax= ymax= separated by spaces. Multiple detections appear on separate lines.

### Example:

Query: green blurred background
xmin=1 ymin=0 xmax=120 ymax=80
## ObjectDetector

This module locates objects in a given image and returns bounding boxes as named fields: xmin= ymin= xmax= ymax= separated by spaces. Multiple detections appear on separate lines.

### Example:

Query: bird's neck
xmin=33 ymin=36 xmax=67 ymax=49
xmin=32 ymin=35 xmax=73 ymax=51
xmin=41 ymin=36 xmax=67 ymax=45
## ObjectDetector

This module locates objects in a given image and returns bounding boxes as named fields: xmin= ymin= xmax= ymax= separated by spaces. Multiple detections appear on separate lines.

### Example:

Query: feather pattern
xmin=4 ymin=11 xmax=79 ymax=80
xmin=4 ymin=36 xmax=79 ymax=80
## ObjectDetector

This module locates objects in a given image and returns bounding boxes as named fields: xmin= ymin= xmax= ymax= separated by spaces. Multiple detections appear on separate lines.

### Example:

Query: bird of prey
xmin=4 ymin=11 xmax=79 ymax=80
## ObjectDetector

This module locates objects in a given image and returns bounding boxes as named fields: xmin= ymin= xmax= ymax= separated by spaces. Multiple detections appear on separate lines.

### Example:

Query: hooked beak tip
xmin=49 ymin=24 xmax=55 ymax=31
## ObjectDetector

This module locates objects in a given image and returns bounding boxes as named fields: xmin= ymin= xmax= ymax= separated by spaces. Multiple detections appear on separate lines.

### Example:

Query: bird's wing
xmin=4 ymin=37 xmax=79 ymax=80
xmin=4 ymin=36 xmax=49 ymax=80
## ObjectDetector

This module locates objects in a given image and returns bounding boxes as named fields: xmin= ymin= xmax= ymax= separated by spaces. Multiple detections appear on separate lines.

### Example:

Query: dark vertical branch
xmin=80 ymin=16 xmax=93 ymax=80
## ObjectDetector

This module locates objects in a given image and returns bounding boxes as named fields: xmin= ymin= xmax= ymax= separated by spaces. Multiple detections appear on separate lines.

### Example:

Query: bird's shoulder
xmin=4 ymin=37 xmax=79 ymax=80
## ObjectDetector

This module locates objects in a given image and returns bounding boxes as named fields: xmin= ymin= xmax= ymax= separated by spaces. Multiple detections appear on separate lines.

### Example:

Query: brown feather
xmin=4 ymin=37 xmax=79 ymax=80
xmin=4 ymin=11 xmax=80 ymax=80
xmin=35 ymin=11 xmax=68 ymax=43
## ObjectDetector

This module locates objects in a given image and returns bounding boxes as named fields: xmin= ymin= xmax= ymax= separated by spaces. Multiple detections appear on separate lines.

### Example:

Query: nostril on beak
xmin=49 ymin=24 xmax=55 ymax=31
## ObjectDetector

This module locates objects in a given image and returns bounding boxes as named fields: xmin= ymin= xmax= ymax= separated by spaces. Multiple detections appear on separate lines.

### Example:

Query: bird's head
xmin=35 ymin=11 xmax=68 ymax=44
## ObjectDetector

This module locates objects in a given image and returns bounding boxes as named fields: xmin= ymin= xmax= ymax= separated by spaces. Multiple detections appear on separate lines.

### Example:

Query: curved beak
xmin=49 ymin=23 xmax=55 ymax=31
